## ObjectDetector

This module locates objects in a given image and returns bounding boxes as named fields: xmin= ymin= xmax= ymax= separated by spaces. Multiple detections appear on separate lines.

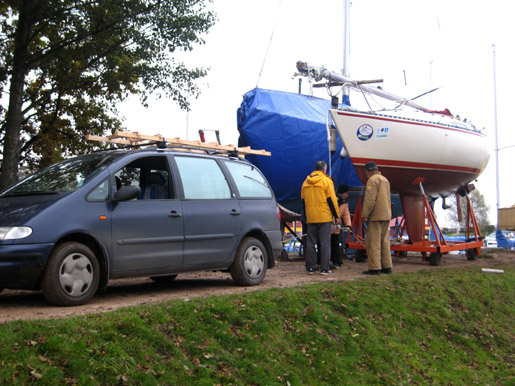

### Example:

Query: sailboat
xmin=295 ymin=61 xmax=490 ymax=242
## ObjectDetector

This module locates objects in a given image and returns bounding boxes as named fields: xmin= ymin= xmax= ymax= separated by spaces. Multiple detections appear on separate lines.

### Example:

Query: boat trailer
xmin=345 ymin=184 xmax=484 ymax=266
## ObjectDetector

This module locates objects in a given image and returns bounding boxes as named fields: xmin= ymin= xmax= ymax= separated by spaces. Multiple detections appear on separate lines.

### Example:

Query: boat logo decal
xmin=375 ymin=127 xmax=389 ymax=139
xmin=357 ymin=124 xmax=373 ymax=141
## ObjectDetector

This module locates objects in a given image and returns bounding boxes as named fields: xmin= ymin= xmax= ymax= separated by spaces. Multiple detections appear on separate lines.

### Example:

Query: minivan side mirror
xmin=113 ymin=186 xmax=141 ymax=202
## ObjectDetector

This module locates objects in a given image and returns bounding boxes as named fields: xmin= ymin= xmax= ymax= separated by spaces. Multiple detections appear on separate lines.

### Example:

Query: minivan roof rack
xmin=86 ymin=131 xmax=271 ymax=156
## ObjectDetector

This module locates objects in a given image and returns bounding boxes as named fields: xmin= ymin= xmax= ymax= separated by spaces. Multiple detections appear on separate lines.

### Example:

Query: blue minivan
xmin=0 ymin=147 xmax=283 ymax=306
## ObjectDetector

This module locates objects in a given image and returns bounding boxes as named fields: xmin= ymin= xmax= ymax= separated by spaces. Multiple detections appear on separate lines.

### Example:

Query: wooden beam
xmin=86 ymin=131 xmax=271 ymax=156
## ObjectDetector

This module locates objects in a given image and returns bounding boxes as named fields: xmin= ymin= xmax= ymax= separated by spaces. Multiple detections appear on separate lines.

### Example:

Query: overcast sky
xmin=119 ymin=0 xmax=515 ymax=225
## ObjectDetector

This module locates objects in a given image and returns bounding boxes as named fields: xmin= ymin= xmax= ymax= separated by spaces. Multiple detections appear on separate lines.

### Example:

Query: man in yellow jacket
xmin=301 ymin=161 xmax=340 ymax=275
xmin=361 ymin=161 xmax=393 ymax=275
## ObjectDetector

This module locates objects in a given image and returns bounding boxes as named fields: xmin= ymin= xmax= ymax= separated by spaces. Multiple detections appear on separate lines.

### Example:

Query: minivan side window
xmin=175 ymin=156 xmax=231 ymax=199
xmin=114 ymin=156 xmax=171 ymax=200
xmin=87 ymin=179 xmax=109 ymax=201
xmin=224 ymin=161 xmax=273 ymax=198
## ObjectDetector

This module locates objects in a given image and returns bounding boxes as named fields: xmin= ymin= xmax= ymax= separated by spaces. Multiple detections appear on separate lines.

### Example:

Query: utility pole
xmin=492 ymin=44 xmax=500 ymax=221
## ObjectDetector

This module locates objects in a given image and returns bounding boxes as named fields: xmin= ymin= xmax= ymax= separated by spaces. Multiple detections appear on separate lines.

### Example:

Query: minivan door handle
xmin=169 ymin=211 xmax=182 ymax=217
xmin=230 ymin=209 xmax=241 ymax=216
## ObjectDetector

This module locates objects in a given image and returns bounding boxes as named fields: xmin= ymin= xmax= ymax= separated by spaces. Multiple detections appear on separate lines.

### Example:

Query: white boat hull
xmin=330 ymin=109 xmax=490 ymax=197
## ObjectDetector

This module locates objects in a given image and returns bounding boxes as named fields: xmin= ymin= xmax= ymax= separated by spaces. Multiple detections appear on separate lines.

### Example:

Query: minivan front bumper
xmin=0 ymin=243 xmax=54 ymax=290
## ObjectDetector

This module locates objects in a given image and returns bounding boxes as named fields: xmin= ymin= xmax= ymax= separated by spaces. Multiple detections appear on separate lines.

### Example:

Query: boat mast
xmin=299 ymin=1 xmax=428 ymax=113
xmin=342 ymin=0 xmax=351 ymax=105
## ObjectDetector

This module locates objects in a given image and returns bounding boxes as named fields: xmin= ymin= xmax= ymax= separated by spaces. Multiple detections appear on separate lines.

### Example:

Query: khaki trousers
xmin=365 ymin=220 xmax=392 ymax=270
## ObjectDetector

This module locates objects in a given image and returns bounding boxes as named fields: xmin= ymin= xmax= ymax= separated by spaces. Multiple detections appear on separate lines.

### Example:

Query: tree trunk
xmin=0 ymin=3 xmax=38 ymax=190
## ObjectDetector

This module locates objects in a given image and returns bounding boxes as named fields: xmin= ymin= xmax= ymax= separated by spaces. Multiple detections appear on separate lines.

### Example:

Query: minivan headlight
xmin=0 ymin=227 xmax=33 ymax=240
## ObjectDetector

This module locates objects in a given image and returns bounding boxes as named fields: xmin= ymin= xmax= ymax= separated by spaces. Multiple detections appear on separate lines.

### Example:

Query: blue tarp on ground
xmin=237 ymin=88 xmax=362 ymax=212
xmin=429 ymin=229 xmax=515 ymax=250
xmin=496 ymin=229 xmax=515 ymax=249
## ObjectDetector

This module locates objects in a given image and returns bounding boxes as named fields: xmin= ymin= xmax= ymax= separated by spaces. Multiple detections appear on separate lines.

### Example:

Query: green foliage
xmin=0 ymin=0 xmax=216 ymax=184
xmin=446 ymin=190 xmax=493 ymax=235
xmin=0 ymin=267 xmax=513 ymax=385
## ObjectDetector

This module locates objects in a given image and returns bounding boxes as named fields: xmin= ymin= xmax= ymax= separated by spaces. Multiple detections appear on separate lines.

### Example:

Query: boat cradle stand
xmin=344 ymin=183 xmax=484 ymax=266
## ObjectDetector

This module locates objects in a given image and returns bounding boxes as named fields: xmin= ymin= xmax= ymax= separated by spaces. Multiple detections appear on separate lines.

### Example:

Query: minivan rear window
xmin=175 ymin=156 xmax=231 ymax=199
xmin=224 ymin=161 xmax=273 ymax=198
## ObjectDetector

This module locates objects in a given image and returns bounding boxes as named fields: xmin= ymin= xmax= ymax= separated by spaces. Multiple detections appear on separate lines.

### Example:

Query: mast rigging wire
xmin=256 ymin=0 xmax=282 ymax=87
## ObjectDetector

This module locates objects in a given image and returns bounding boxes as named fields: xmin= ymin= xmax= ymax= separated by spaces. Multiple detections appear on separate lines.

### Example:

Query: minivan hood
xmin=0 ymin=195 xmax=64 ymax=226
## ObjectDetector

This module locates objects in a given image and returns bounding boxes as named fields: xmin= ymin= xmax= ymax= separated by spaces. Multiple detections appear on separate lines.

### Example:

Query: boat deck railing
xmin=340 ymin=108 xmax=482 ymax=134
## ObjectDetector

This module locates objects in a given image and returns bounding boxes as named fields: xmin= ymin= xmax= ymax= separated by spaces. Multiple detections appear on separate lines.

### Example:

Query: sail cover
xmin=237 ymin=88 xmax=362 ymax=212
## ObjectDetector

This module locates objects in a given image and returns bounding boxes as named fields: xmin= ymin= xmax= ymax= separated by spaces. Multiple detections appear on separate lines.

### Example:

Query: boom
xmin=296 ymin=61 xmax=431 ymax=113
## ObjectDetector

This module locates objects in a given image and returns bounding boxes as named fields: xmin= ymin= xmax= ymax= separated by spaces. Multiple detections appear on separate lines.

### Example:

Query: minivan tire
xmin=41 ymin=242 xmax=100 ymax=306
xmin=466 ymin=248 xmax=478 ymax=260
xmin=428 ymin=252 xmax=442 ymax=266
xmin=230 ymin=237 xmax=267 ymax=286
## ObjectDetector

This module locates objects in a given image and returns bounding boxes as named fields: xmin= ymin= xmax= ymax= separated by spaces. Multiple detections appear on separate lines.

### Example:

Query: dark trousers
xmin=306 ymin=222 xmax=331 ymax=271
xmin=330 ymin=233 xmax=343 ymax=266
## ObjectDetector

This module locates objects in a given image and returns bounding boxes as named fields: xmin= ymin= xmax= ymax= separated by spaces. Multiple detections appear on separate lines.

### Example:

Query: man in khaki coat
xmin=301 ymin=161 xmax=340 ymax=275
xmin=361 ymin=162 xmax=393 ymax=275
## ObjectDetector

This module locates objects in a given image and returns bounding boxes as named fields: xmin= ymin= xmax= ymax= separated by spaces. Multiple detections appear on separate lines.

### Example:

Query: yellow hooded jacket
xmin=301 ymin=171 xmax=339 ymax=224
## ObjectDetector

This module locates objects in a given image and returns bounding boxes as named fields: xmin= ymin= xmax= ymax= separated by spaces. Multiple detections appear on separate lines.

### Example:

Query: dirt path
xmin=1 ymin=249 xmax=513 ymax=324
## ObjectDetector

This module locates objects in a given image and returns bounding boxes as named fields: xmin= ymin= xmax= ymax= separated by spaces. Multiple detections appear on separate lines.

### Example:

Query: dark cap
xmin=364 ymin=161 xmax=377 ymax=171
xmin=337 ymin=184 xmax=349 ymax=194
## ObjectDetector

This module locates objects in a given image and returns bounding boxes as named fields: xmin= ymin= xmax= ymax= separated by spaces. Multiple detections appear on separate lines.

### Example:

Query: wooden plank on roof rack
xmin=85 ymin=135 xmax=135 ymax=145
xmin=111 ymin=131 xmax=164 ymax=142
xmin=85 ymin=131 xmax=271 ymax=156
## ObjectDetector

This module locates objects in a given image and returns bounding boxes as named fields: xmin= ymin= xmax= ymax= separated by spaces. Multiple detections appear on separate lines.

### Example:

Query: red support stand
xmin=345 ymin=188 xmax=484 ymax=265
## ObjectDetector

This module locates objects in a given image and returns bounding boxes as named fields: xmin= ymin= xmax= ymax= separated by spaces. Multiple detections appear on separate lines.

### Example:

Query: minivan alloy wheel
xmin=58 ymin=253 xmax=95 ymax=297
xmin=244 ymin=245 xmax=265 ymax=278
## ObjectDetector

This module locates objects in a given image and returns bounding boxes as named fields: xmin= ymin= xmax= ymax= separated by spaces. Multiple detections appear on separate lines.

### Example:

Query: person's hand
xmin=335 ymin=218 xmax=341 ymax=225
xmin=343 ymin=225 xmax=352 ymax=232
xmin=361 ymin=217 xmax=368 ymax=223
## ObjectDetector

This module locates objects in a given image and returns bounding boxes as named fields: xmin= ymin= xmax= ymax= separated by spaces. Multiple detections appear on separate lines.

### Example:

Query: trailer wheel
xmin=466 ymin=248 xmax=478 ymax=261
xmin=355 ymin=249 xmax=367 ymax=263
xmin=429 ymin=252 xmax=442 ymax=266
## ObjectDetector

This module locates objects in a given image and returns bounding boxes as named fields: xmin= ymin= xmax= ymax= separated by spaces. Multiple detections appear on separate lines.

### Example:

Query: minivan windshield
xmin=1 ymin=152 xmax=124 ymax=197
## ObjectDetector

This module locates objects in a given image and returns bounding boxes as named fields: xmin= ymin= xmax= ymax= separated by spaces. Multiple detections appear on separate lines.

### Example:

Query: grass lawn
xmin=0 ymin=266 xmax=513 ymax=385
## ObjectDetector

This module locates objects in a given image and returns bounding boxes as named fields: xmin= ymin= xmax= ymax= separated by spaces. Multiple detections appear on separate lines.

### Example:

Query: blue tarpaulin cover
xmin=237 ymin=88 xmax=362 ymax=212
xmin=496 ymin=229 xmax=515 ymax=249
